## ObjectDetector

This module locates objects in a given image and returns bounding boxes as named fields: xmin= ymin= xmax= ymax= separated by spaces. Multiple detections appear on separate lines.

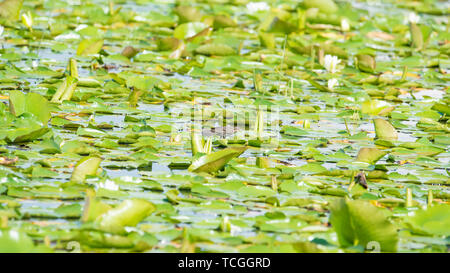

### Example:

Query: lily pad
xmin=188 ymin=147 xmax=247 ymax=173
xmin=330 ymin=198 xmax=398 ymax=252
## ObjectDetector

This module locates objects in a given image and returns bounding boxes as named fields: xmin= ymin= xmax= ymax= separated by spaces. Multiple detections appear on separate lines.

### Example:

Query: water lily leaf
xmin=0 ymin=0 xmax=23 ymax=20
xmin=281 ymin=125 xmax=308 ymax=136
xmin=31 ymin=166 xmax=58 ymax=178
xmin=96 ymin=199 xmax=155 ymax=234
xmin=237 ymin=185 xmax=276 ymax=198
xmin=51 ymin=76 xmax=78 ymax=103
xmin=194 ymin=43 xmax=235 ymax=56
xmin=121 ymin=46 xmax=139 ymax=59
xmin=373 ymin=118 xmax=398 ymax=140
xmin=0 ymin=228 xmax=51 ymax=253
xmin=76 ymin=39 xmax=104 ymax=56
xmin=355 ymin=54 xmax=376 ymax=73
xmin=405 ymin=204 xmax=450 ymax=237
xmin=66 ymin=57 xmax=78 ymax=78
xmin=259 ymin=32 xmax=275 ymax=49
xmin=188 ymin=146 xmax=247 ymax=173
xmin=356 ymin=147 xmax=386 ymax=164
xmin=431 ymin=103 xmax=450 ymax=116
xmin=55 ymin=203 xmax=82 ymax=218
xmin=126 ymin=75 xmax=159 ymax=90
xmin=410 ymin=23 xmax=423 ymax=50
xmin=330 ymin=198 xmax=398 ymax=252
xmin=213 ymin=15 xmax=237 ymax=29
xmin=9 ymin=91 xmax=51 ymax=124
xmin=81 ymin=189 xmax=112 ymax=223
xmin=70 ymin=156 xmax=102 ymax=183
xmin=266 ymin=17 xmax=297 ymax=34
xmin=174 ymin=6 xmax=202 ymax=23
xmin=191 ymin=131 xmax=204 ymax=156
xmin=174 ymin=22 xmax=208 ymax=40
xmin=303 ymin=0 xmax=338 ymax=14
xmin=156 ymin=37 xmax=181 ymax=51
xmin=11 ymin=127 xmax=50 ymax=143
xmin=361 ymin=100 xmax=394 ymax=116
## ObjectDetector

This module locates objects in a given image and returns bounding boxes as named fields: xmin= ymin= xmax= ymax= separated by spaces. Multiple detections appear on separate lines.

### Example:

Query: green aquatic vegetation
xmin=188 ymin=146 xmax=247 ymax=173
xmin=70 ymin=156 xmax=102 ymax=183
xmin=373 ymin=118 xmax=398 ymax=141
xmin=405 ymin=204 xmax=450 ymax=237
xmin=95 ymin=198 xmax=155 ymax=234
xmin=9 ymin=91 xmax=51 ymax=124
xmin=51 ymin=76 xmax=78 ymax=103
xmin=0 ymin=0 xmax=448 ymax=253
xmin=0 ymin=0 xmax=23 ymax=21
xmin=330 ymin=198 xmax=398 ymax=252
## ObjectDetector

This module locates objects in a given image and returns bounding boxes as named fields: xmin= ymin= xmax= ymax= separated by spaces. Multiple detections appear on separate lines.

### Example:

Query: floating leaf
xmin=330 ymin=198 xmax=398 ymax=252
xmin=410 ymin=23 xmax=423 ymax=50
xmin=0 ymin=0 xmax=24 ymax=20
xmin=266 ymin=17 xmax=297 ymax=34
xmin=96 ymin=199 xmax=155 ymax=234
xmin=70 ymin=156 xmax=102 ymax=183
xmin=188 ymin=146 xmax=247 ymax=173
xmin=303 ymin=0 xmax=338 ymax=14
xmin=81 ymin=189 xmax=112 ymax=223
xmin=121 ymin=46 xmax=139 ymax=59
xmin=51 ymin=76 xmax=78 ymax=103
xmin=361 ymin=100 xmax=394 ymax=116
xmin=76 ymin=39 xmax=104 ymax=56
xmin=156 ymin=37 xmax=181 ymax=51
xmin=281 ymin=126 xmax=308 ymax=136
xmin=174 ymin=6 xmax=202 ymax=23
xmin=356 ymin=147 xmax=386 ymax=164
xmin=9 ymin=91 xmax=51 ymax=124
xmin=66 ymin=58 xmax=78 ymax=78
xmin=0 ymin=228 xmax=50 ymax=253
xmin=431 ymin=103 xmax=450 ymax=116
xmin=174 ymin=22 xmax=208 ymax=40
xmin=373 ymin=118 xmax=398 ymax=141
xmin=405 ymin=204 xmax=450 ymax=237
xmin=213 ymin=15 xmax=237 ymax=29
xmin=194 ymin=43 xmax=235 ymax=56
xmin=259 ymin=32 xmax=275 ymax=49
xmin=355 ymin=54 xmax=376 ymax=73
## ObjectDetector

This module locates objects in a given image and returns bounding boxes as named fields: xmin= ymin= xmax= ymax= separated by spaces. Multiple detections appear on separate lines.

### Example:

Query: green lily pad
xmin=70 ymin=156 xmax=102 ymax=183
xmin=188 ymin=146 xmax=247 ymax=173
xmin=9 ymin=91 xmax=51 ymax=124
xmin=356 ymin=147 xmax=386 ymax=164
xmin=405 ymin=204 xmax=450 ymax=237
xmin=174 ymin=22 xmax=208 ymax=40
xmin=330 ymin=198 xmax=398 ymax=252
xmin=0 ymin=0 xmax=23 ymax=20
xmin=96 ymin=199 xmax=156 ymax=234
xmin=373 ymin=118 xmax=398 ymax=140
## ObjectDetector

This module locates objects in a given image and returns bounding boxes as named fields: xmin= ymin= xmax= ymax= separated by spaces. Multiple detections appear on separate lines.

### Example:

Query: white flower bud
xmin=327 ymin=78 xmax=339 ymax=90
xmin=341 ymin=18 xmax=350 ymax=32
xmin=324 ymin=55 xmax=341 ymax=74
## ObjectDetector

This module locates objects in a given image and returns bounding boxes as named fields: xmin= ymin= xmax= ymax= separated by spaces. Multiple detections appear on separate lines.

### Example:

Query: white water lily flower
xmin=341 ymin=18 xmax=350 ymax=32
xmin=407 ymin=12 xmax=420 ymax=24
xmin=32 ymin=60 xmax=39 ymax=68
xmin=327 ymin=78 xmax=339 ymax=90
xmin=98 ymin=180 xmax=119 ymax=191
xmin=246 ymin=2 xmax=270 ymax=13
xmin=22 ymin=11 xmax=33 ymax=29
xmin=324 ymin=55 xmax=341 ymax=73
